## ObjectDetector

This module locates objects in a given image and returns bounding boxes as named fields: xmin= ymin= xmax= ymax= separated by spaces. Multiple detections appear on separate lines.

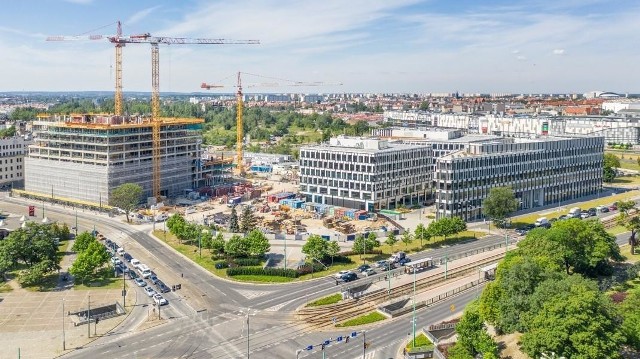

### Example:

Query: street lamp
xmin=200 ymin=228 xmax=209 ymax=258
xmin=412 ymin=265 xmax=417 ymax=348
xmin=62 ymin=299 xmax=66 ymax=351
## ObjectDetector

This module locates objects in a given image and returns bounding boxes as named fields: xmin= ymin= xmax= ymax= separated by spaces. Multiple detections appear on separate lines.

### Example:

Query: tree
xmin=603 ymin=153 xmax=620 ymax=183
xmin=620 ymin=287 xmax=640 ymax=350
xmin=245 ymin=229 xmax=270 ymax=257
xmin=72 ymin=232 xmax=95 ymax=253
xmin=18 ymin=259 xmax=58 ymax=287
xmin=302 ymin=235 xmax=328 ymax=261
xmin=1 ymin=222 xmax=59 ymax=268
xmin=482 ymin=187 xmax=518 ymax=228
xmin=240 ymin=205 xmax=257 ymax=233
xmin=428 ymin=217 xmax=467 ymax=242
xmin=210 ymin=233 xmax=225 ymax=257
xmin=401 ymin=230 xmax=413 ymax=249
xmin=69 ymin=240 xmax=110 ymax=283
xmin=384 ymin=233 xmax=398 ymax=251
xmin=109 ymin=183 xmax=143 ymax=223
xmin=229 ymin=207 xmax=240 ymax=233
xmin=520 ymin=276 xmax=624 ymax=359
xmin=326 ymin=241 xmax=341 ymax=266
xmin=617 ymin=200 xmax=640 ymax=254
xmin=449 ymin=302 xmax=499 ymax=359
xmin=414 ymin=223 xmax=431 ymax=248
xmin=224 ymin=234 xmax=248 ymax=258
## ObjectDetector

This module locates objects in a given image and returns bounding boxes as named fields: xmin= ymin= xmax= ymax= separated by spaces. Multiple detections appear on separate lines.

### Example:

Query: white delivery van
xmin=116 ymin=247 xmax=125 ymax=256
xmin=138 ymin=264 xmax=151 ymax=278
xmin=535 ymin=217 xmax=550 ymax=228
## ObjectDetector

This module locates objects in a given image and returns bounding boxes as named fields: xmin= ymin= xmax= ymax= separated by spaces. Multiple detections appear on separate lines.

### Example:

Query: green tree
xmin=603 ymin=153 xmax=620 ymax=183
xmin=620 ymin=288 xmax=640 ymax=350
xmin=302 ymin=235 xmax=328 ymax=261
xmin=109 ymin=183 xmax=143 ymax=223
xmin=18 ymin=259 xmax=58 ymax=287
xmin=71 ymin=232 xmax=95 ymax=253
xmin=2 ymin=222 xmax=59 ymax=268
xmin=617 ymin=200 xmax=640 ymax=254
xmin=414 ymin=223 xmax=430 ymax=248
xmin=384 ymin=232 xmax=398 ymax=251
xmin=428 ymin=216 xmax=467 ymax=242
xmin=240 ymin=205 xmax=257 ymax=233
xmin=210 ymin=233 xmax=226 ymax=257
xmin=326 ymin=240 xmax=341 ymax=266
xmin=482 ymin=187 xmax=518 ymax=228
xmin=449 ymin=302 xmax=499 ymax=359
xmin=401 ymin=230 xmax=413 ymax=249
xmin=245 ymin=229 xmax=270 ymax=257
xmin=69 ymin=240 xmax=110 ymax=284
xmin=224 ymin=234 xmax=248 ymax=258
xmin=520 ymin=276 xmax=624 ymax=359
xmin=229 ymin=207 xmax=240 ymax=233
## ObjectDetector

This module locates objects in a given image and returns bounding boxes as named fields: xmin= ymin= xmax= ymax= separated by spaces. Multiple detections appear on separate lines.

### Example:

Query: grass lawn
xmin=75 ymin=276 xmax=125 ymax=290
xmin=335 ymin=311 xmax=386 ymax=327
xmin=608 ymin=225 xmax=629 ymax=235
xmin=512 ymin=190 xmax=640 ymax=227
xmin=230 ymin=275 xmax=295 ymax=283
xmin=612 ymin=176 xmax=640 ymax=185
xmin=306 ymin=293 xmax=342 ymax=307
xmin=606 ymin=150 xmax=640 ymax=171
xmin=622 ymin=246 xmax=640 ymax=263
xmin=406 ymin=333 xmax=435 ymax=353
xmin=153 ymin=230 xmax=228 ymax=278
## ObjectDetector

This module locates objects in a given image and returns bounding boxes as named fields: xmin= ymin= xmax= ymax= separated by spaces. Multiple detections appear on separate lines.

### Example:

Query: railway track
xmin=297 ymin=252 xmax=505 ymax=327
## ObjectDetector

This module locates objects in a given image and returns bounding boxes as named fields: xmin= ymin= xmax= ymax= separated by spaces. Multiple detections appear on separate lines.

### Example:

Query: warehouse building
xmin=299 ymin=136 xmax=432 ymax=212
xmin=24 ymin=114 xmax=203 ymax=206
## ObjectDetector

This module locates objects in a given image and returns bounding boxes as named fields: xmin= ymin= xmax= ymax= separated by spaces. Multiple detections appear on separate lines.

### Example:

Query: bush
xmin=227 ymin=267 xmax=298 ymax=278
xmin=232 ymin=257 xmax=263 ymax=267
xmin=296 ymin=262 xmax=326 ymax=275
xmin=214 ymin=261 xmax=228 ymax=269
xmin=324 ymin=256 xmax=353 ymax=265
xmin=338 ymin=249 xmax=383 ymax=257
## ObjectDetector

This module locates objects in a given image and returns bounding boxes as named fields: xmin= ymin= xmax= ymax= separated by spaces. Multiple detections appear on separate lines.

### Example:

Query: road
xmin=1 ymin=195 xmax=632 ymax=358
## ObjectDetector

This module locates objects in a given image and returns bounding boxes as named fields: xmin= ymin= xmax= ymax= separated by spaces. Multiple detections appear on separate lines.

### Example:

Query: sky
xmin=0 ymin=0 xmax=639 ymax=94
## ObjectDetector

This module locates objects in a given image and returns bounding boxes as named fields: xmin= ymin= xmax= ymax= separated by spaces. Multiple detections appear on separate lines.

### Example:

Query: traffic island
xmin=334 ymin=310 xmax=387 ymax=327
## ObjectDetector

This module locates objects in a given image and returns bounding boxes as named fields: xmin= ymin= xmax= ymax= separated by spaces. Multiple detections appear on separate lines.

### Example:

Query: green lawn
xmin=153 ymin=230 xmax=228 ymax=278
xmin=0 ymin=281 xmax=13 ymax=293
xmin=406 ymin=333 xmax=435 ymax=353
xmin=622 ymin=246 xmax=640 ymax=263
xmin=306 ymin=293 xmax=342 ymax=307
xmin=608 ymin=225 xmax=629 ymax=235
xmin=612 ymin=176 xmax=640 ymax=185
xmin=335 ymin=311 xmax=387 ymax=327
xmin=606 ymin=150 xmax=640 ymax=171
xmin=512 ymin=190 xmax=640 ymax=226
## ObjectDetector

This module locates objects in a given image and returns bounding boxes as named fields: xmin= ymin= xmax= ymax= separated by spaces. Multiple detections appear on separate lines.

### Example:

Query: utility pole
xmin=74 ymin=209 xmax=78 ymax=237
xmin=122 ymin=244 xmax=126 ymax=308
xmin=246 ymin=311 xmax=250 ymax=359
xmin=284 ymin=232 xmax=287 ymax=271
xmin=412 ymin=267 xmax=416 ymax=348
xmin=87 ymin=295 xmax=91 ymax=339
xmin=62 ymin=299 xmax=66 ymax=351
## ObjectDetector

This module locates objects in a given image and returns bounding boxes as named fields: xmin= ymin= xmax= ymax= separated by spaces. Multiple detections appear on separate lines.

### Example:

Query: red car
xmin=609 ymin=204 xmax=618 ymax=211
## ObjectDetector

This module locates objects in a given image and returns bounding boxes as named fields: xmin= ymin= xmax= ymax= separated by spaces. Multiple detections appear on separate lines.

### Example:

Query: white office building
xmin=434 ymin=136 xmax=604 ymax=221
xmin=299 ymin=136 xmax=432 ymax=211
xmin=0 ymin=135 xmax=30 ymax=187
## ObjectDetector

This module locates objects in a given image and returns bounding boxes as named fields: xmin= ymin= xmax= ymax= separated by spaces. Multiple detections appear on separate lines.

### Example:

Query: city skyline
xmin=0 ymin=0 xmax=638 ymax=94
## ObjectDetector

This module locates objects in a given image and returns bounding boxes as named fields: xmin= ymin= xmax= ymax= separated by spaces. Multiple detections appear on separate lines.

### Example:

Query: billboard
xmin=542 ymin=122 xmax=549 ymax=135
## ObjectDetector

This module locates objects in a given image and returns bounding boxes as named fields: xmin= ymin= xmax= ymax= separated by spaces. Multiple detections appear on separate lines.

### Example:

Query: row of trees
xmin=384 ymin=217 xmax=468 ymax=252
xmin=228 ymin=206 xmax=257 ymax=233
xmin=0 ymin=222 xmax=69 ymax=287
xmin=451 ymin=217 xmax=631 ymax=358
xmin=69 ymin=232 xmax=111 ymax=284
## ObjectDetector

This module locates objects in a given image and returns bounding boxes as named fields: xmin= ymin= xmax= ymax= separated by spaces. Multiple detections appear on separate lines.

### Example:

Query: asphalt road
xmin=1 ymin=195 xmax=632 ymax=359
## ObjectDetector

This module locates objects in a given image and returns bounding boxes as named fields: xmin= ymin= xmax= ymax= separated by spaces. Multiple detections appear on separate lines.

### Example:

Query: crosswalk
xmin=233 ymin=288 xmax=274 ymax=300
xmin=354 ymin=350 xmax=376 ymax=359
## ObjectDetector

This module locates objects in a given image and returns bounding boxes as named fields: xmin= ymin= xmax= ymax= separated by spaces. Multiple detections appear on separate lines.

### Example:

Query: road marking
xmin=264 ymin=298 xmax=297 ymax=312
xmin=234 ymin=288 xmax=274 ymax=299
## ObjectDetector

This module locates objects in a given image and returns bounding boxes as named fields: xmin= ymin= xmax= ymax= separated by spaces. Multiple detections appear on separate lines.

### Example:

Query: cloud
xmin=126 ymin=6 xmax=162 ymax=25
xmin=512 ymin=50 xmax=520 ymax=54
xmin=516 ymin=55 xmax=527 ymax=61
xmin=553 ymin=48 xmax=565 ymax=55
xmin=63 ymin=0 xmax=93 ymax=4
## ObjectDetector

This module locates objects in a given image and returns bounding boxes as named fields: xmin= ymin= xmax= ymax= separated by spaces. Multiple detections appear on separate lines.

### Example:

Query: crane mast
xmin=236 ymin=72 xmax=245 ymax=176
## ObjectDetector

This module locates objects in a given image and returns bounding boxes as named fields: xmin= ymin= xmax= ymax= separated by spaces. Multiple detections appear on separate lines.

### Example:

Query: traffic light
xmin=364 ymin=342 xmax=370 ymax=349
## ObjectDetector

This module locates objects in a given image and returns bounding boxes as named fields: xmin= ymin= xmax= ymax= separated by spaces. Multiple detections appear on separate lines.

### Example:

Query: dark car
xmin=127 ymin=270 xmax=138 ymax=280
xmin=398 ymin=257 xmax=411 ymax=266
xmin=357 ymin=264 xmax=371 ymax=273
xmin=600 ymin=207 xmax=609 ymax=213
xmin=104 ymin=239 xmax=113 ymax=247
xmin=155 ymin=280 xmax=171 ymax=293
xmin=558 ymin=215 xmax=568 ymax=221
xmin=123 ymin=253 xmax=133 ymax=262
xmin=588 ymin=208 xmax=597 ymax=216
xmin=524 ymin=224 xmax=536 ymax=231
xmin=149 ymin=274 xmax=159 ymax=285
xmin=340 ymin=272 xmax=358 ymax=282
xmin=515 ymin=228 xmax=527 ymax=236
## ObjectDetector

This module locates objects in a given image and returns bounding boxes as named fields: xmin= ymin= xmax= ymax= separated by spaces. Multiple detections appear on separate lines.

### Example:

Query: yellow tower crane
xmin=201 ymin=72 xmax=342 ymax=177
xmin=48 ymin=22 xmax=259 ymax=199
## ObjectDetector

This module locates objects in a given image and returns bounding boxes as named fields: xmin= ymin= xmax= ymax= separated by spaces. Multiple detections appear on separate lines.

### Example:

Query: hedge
xmin=232 ymin=258 xmax=263 ymax=267
xmin=297 ymin=262 xmax=327 ymax=275
xmin=325 ymin=256 xmax=353 ymax=264
xmin=227 ymin=267 xmax=299 ymax=278
xmin=339 ymin=249 xmax=383 ymax=257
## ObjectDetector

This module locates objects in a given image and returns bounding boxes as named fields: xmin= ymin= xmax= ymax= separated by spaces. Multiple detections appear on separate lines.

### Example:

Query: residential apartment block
xmin=433 ymin=136 xmax=604 ymax=221
xmin=299 ymin=136 xmax=432 ymax=211
xmin=0 ymin=136 xmax=30 ymax=187
xmin=25 ymin=114 xmax=203 ymax=206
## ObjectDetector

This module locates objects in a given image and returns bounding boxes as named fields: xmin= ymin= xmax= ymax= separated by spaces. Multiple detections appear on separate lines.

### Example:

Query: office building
xmin=0 ymin=135 xmax=30 ymax=188
xmin=433 ymin=136 xmax=603 ymax=221
xmin=299 ymin=136 xmax=432 ymax=211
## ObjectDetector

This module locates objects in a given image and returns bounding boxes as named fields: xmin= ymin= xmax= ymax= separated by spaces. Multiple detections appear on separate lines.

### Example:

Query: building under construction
xmin=24 ymin=114 xmax=204 ymax=207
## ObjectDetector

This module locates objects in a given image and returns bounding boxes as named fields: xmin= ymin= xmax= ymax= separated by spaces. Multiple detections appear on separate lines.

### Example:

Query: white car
xmin=144 ymin=286 xmax=156 ymax=297
xmin=153 ymin=294 xmax=168 ymax=306
xmin=110 ymin=257 xmax=122 ymax=266
xmin=580 ymin=212 xmax=590 ymax=219
xmin=335 ymin=270 xmax=352 ymax=279
xmin=134 ymin=278 xmax=147 ymax=287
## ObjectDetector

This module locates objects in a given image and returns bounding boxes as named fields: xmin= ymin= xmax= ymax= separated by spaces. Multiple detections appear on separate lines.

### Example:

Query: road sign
xmin=450 ymin=304 xmax=456 ymax=312
xmin=351 ymin=331 xmax=357 ymax=338
xmin=336 ymin=336 xmax=343 ymax=342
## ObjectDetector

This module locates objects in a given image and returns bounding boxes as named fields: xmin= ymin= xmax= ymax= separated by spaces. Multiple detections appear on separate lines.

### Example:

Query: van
xmin=131 ymin=258 xmax=140 ymax=269
xmin=568 ymin=207 xmax=581 ymax=218
xmin=138 ymin=264 xmax=151 ymax=278
xmin=391 ymin=251 xmax=406 ymax=263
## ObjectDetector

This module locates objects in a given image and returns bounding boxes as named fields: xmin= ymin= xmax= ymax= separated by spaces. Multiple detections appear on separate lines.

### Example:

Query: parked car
xmin=374 ymin=260 xmax=388 ymax=268
xmin=363 ymin=268 xmax=376 ymax=276
xmin=580 ymin=212 xmax=590 ymax=219
xmin=153 ymin=294 xmax=168 ymax=306
xmin=357 ymin=264 xmax=371 ymax=273
xmin=144 ymin=286 xmax=156 ymax=297
xmin=515 ymin=228 xmax=528 ymax=236
xmin=558 ymin=215 xmax=568 ymax=221
xmin=600 ymin=207 xmax=609 ymax=213
xmin=609 ymin=204 xmax=618 ymax=211
xmin=155 ymin=280 xmax=171 ymax=293
xmin=128 ymin=271 xmax=138 ymax=280
xmin=110 ymin=257 xmax=122 ymax=266
xmin=340 ymin=272 xmax=358 ymax=282
xmin=123 ymin=253 xmax=133 ymax=262
xmin=134 ymin=278 xmax=147 ymax=287
xmin=587 ymin=208 xmax=597 ymax=216
xmin=335 ymin=270 xmax=352 ymax=279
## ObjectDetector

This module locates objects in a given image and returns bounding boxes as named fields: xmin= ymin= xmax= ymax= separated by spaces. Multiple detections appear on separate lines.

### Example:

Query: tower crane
xmin=201 ymin=72 xmax=342 ymax=176
xmin=48 ymin=22 xmax=259 ymax=200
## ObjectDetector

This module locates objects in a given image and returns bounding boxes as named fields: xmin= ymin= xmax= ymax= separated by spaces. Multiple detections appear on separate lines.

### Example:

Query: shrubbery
xmin=232 ymin=257 xmax=263 ymax=267
xmin=296 ymin=262 xmax=326 ymax=275
xmin=227 ymin=267 xmax=298 ymax=278
xmin=338 ymin=249 xmax=383 ymax=257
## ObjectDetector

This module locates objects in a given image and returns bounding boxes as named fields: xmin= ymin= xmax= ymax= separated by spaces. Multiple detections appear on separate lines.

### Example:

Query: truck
xmin=227 ymin=196 xmax=242 ymax=207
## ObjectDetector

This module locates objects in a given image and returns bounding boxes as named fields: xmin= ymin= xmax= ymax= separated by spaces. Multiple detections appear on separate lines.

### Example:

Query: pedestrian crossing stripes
xmin=233 ymin=288 xmax=273 ymax=300
xmin=354 ymin=350 xmax=376 ymax=359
